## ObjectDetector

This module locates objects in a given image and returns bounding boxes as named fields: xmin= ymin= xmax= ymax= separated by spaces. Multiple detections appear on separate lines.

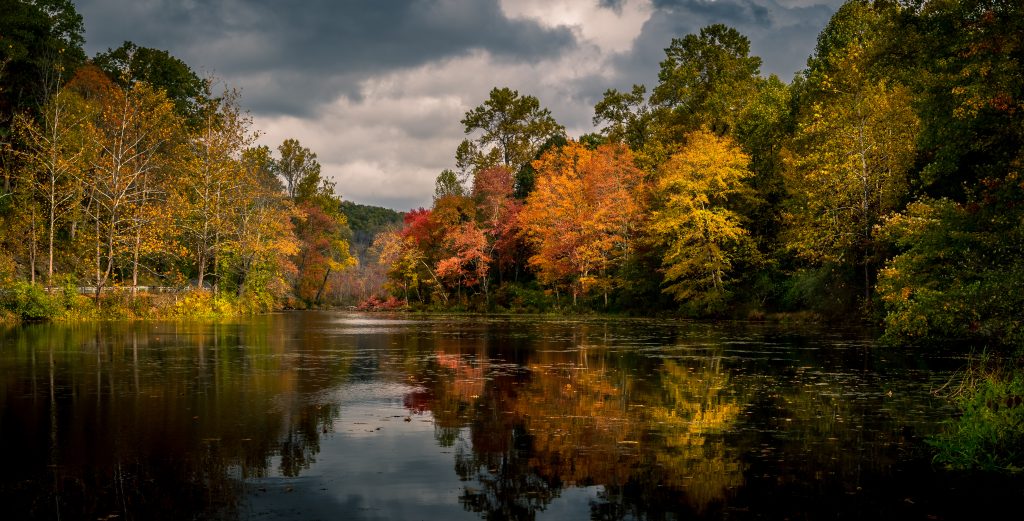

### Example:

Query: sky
xmin=74 ymin=0 xmax=844 ymax=211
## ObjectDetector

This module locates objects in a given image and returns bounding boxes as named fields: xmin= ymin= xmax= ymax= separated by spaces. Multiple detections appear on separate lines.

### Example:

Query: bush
xmin=493 ymin=283 xmax=554 ymax=313
xmin=0 ymin=281 xmax=59 ymax=321
xmin=357 ymin=295 xmax=405 ymax=311
xmin=930 ymin=361 xmax=1024 ymax=473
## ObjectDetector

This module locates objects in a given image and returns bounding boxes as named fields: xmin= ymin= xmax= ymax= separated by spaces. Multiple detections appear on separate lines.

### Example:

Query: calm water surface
xmin=1 ymin=312 xmax=1020 ymax=520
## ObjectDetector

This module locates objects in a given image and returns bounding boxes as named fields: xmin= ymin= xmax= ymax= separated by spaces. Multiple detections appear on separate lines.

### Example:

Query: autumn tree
xmin=783 ymin=18 xmax=919 ymax=305
xmin=293 ymin=201 xmax=355 ymax=305
xmin=427 ymin=194 xmax=478 ymax=302
xmin=224 ymin=150 xmax=298 ymax=308
xmin=374 ymin=229 xmax=422 ymax=305
xmin=12 ymin=84 xmax=92 ymax=283
xmin=174 ymin=85 xmax=251 ymax=292
xmin=272 ymin=141 xmax=356 ymax=305
xmin=85 ymin=81 xmax=179 ymax=301
xmin=472 ymin=165 xmax=523 ymax=284
xmin=520 ymin=141 xmax=644 ymax=306
xmin=241 ymin=144 xmax=283 ymax=192
xmin=0 ymin=0 xmax=85 ymax=263
xmin=227 ymin=144 xmax=297 ymax=306
xmin=435 ymin=222 xmax=490 ymax=303
xmin=649 ymin=129 xmax=756 ymax=313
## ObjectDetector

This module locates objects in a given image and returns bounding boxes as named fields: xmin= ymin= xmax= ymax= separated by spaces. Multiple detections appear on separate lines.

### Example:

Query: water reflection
xmin=0 ymin=314 xmax=1019 ymax=520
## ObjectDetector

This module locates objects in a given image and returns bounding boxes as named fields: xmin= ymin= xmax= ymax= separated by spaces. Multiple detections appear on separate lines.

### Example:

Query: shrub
xmin=357 ymin=295 xmax=406 ymax=311
xmin=0 ymin=281 xmax=59 ymax=321
xmin=493 ymin=283 xmax=553 ymax=313
xmin=930 ymin=360 xmax=1024 ymax=473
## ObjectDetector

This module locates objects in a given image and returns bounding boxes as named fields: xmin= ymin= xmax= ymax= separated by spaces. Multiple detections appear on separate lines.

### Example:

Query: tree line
xmin=370 ymin=0 xmax=1023 ymax=349
xmin=1 ymin=0 xmax=354 ymax=318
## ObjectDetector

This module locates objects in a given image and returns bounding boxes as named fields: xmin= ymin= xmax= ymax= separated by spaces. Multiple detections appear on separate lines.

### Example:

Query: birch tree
xmin=85 ymin=81 xmax=178 ymax=301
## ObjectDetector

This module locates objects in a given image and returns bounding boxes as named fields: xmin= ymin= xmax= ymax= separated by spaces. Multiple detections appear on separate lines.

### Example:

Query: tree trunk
xmin=131 ymin=229 xmax=141 ymax=299
xmin=48 ymin=195 xmax=55 ymax=283
xmin=29 ymin=209 xmax=38 ymax=285
xmin=197 ymin=250 xmax=206 ymax=290
xmin=95 ymin=216 xmax=101 ymax=303
xmin=315 ymin=266 xmax=332 ymax=305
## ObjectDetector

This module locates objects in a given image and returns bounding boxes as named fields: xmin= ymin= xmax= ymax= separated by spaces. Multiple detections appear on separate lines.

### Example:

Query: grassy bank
xmin=0 ymin=281 xmax=281 ymax=323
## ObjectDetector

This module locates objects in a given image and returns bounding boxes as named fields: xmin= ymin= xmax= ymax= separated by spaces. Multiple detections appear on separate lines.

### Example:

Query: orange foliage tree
xmin=472 ymin=165 xmax=524 ymax=284
xmin=519 ymin=142 xmax=645 ymax=306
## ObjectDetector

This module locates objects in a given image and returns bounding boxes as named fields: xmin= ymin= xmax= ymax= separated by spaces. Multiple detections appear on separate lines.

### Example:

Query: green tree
xmin=93 ymin=41 xmax=207 ymax=127
xmin=871 ymin=0 xmax=1024 ymax=348
xmin=733 ymin=75 xmax=791 ymax=248
xmin=593 ymin=84 xmax=652 ymax=152
xmin=877 ymin=191 xmax=1024 ymax=347
xmin=460 ymin=87 xmax=565 ymax=175
xmin=0 ymin=0 xmax=85 ymax=118
xmin=434 ymin=168 xmax=465 ymax=200
xmin=276 ymin=138 xmax=320 ymax=200
xmin=910 ymin=0 xmax=1024 ymax=201
xmin=650 ymin=24 xmax=762 ymax=137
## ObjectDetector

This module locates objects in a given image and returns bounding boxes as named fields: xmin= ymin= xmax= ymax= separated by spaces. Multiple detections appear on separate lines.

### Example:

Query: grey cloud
xmin=78 ymin=0 xmax=577 ymax=116
xmin=652 ymin=0 xmax=773 ymax=27
xmin=597 ymin=0 xmax=627 ymax=12
xmin=590 ymin=0 xmax=838 ymax=99
xmin=74 ymin=0 xmax=844 ymax=210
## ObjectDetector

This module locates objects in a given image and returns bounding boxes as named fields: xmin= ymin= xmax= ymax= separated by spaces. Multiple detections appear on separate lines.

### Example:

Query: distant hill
xmin=340 ymin=201 xmax=404 ymax=261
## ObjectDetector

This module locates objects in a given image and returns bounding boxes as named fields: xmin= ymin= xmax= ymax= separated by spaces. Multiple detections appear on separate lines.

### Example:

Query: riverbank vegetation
xmin=1 ymin=0 xmax=1021 ymax=471
xmin=368 ymin=0 xmax=1023 ymax=352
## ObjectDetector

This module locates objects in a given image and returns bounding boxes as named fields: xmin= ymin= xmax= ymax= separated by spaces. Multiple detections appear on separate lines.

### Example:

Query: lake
xmin=1 ymin=312 xmax=1020 ymax=520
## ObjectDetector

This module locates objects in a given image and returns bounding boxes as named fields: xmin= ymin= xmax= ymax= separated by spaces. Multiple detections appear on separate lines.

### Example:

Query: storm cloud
xmin=76 ymin=0 xmax=844 ymax=210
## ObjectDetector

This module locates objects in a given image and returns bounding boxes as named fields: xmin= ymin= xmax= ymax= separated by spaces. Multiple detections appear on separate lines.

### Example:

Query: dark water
xmin=1 ymin=312 xmax=1020 ymax=520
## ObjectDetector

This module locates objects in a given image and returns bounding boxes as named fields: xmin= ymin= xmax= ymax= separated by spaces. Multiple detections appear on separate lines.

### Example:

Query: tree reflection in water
xmin=0 ymin=318 xmax=345 ymax=520
xmin=2 ymin=314 xmax=1018 ymax=520
xmin=408 ymin=327 xmax=749 ymax=519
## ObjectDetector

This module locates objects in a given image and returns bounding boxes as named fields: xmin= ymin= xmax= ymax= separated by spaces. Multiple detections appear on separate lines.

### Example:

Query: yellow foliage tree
xmin=85 ymin=81 xmax=179 ymax=301
xmin=14 ymin=87 xmax=93 ymax=283
xmin=783 ymin=41 xmax=919 ymax=302
xmin=173 ymin=86 xmax=251 ymax=292
xmin=649 ymin=129 xmax=755 ymax=312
